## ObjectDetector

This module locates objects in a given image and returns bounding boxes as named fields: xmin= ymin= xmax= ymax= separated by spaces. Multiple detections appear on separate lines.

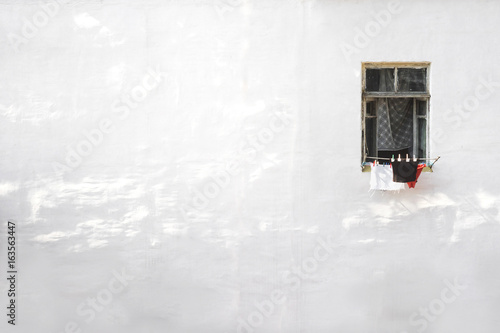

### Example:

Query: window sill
xmin=361 ymin=164 xmax=433 ymax=173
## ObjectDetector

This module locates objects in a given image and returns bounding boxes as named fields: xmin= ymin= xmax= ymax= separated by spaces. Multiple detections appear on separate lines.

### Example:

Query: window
xmin=362 ymin=62 xmax=430 ymax=164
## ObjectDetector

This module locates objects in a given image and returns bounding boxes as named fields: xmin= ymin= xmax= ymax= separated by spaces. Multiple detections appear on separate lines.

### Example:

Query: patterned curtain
xmin=377 ymin=98 xmax=413 ymax=154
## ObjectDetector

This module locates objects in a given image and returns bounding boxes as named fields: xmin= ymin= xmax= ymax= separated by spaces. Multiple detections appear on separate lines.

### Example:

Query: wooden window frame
xmin=361 ymin=62 xmax=431 ymax=166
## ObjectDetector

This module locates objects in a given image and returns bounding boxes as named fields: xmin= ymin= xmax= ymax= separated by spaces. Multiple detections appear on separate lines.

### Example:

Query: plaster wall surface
xmin=0 ymin=0 xmax=499 ymax=332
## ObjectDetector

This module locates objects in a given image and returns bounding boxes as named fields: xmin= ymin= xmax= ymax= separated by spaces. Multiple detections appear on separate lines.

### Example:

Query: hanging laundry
xmin=370 ymin=164 xmax=405 ymax=191
xmin=407 ymin=164 xmax=425 ymax=188
xmin=392 ymin=160 xmax=418 ymax=183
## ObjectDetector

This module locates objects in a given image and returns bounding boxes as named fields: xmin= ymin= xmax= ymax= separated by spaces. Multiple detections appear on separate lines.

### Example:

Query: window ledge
xmin=362 ymin=164 xmax=433 ymax=172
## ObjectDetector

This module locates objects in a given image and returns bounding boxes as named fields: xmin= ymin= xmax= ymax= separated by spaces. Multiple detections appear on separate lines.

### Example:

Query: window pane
xmin=398 ymin=68 xmax=427 ymax=92
xmin=417 ymin=100 xmax=427 ymax=116
xmin=365 ymin=117 xmax=377 ymax=160
xmin=366 ymin=68 xmax=395 ymax=92
xmin=366 ymin=101 xmax=376 ymax=116
xmin=418 ymin=118 xmax=427 ymax=158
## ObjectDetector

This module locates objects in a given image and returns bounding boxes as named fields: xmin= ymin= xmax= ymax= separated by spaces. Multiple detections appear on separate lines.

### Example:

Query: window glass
xmin=417 ymin=100 xmax=427 ymax=116
xmin=366 ymin=68 xmax=395 ymax=92
xmin=398 ymin=68 xmax=427 ymax=92
xmin=418 ymin=118 xmax=427 ymax=158
xmin=366 ymin=101 xmax=376 ymax=116
xmin=365 ymin=117 xmax=377 ymax=159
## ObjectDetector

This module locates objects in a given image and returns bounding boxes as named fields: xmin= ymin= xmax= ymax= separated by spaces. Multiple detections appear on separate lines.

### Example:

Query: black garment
xmin=392 ymin=160 xmax=418 ymax=183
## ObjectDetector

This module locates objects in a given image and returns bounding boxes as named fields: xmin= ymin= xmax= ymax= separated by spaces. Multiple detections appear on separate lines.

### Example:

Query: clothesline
xmin=364 ymin=156 xmax=441 ymax=167
xmin=365 ymin=156 xmax=439 ymax=161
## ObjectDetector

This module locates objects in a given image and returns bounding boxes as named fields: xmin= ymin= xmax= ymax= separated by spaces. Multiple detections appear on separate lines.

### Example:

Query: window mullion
xmin=394 ymin=67 xmax=398 ymax=92
xmin=413 ymin=98 xmax=417 ymax=158
xmin=375 ymin=100 xmax=378 ymax=159
xmin=426 ymin=98 xmax=430 ymax=160
xmin=362 ymin=100 xmax=366 ymax=162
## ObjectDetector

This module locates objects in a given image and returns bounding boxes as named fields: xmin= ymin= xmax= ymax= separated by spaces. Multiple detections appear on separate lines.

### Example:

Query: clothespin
xmin=406 ymin=154 xmax=409 ymax=162
xmin=397 ymin=154 xmax=401 ymax=162
xmin=391 ymin=154 xmax=395 ymax=162
xmin=413 ymin=155 xmax=417 ymax=162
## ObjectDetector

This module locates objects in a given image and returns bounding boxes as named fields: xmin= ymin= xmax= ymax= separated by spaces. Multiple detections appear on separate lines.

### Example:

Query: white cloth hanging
xmin=370 ymin=164 xmax=405 ymax=191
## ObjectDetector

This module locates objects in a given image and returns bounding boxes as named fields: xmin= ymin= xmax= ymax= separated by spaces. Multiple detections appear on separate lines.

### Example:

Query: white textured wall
xmin=1 ymin=0 xmax=500 ymax=332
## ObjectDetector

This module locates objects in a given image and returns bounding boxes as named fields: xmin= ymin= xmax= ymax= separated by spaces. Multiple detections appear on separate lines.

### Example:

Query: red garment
xmin=407 ymin=164 xmax=425 ymax=188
